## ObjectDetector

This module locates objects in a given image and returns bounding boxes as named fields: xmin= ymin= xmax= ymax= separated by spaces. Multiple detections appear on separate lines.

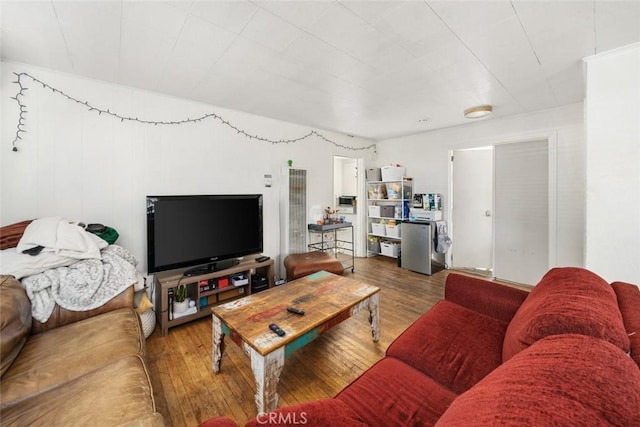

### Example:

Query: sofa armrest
xmin=31 ymin=286 xmax=135 ymax=334
xmin=445 ymin=273 xmax=529 ymax=323
xmin=612 ymin=281 xmax=640 ymax=367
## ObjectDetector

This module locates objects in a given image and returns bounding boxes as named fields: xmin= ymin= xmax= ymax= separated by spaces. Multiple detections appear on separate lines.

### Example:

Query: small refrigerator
xmin=401 ymin=221 xmax=436 ymax=275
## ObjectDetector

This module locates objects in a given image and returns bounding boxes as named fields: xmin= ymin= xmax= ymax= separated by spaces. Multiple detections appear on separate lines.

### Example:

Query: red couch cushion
xmin=336 ymin=358 xmax=457 ymax=426
xmin=244 ymin=398 xmax=366 ymax=427
xmin=436 ymin=334 xmax=640 ymax=426
xmin=386 ymin=300 xmax=508 ymax=394
xmin=611 ymin=281 xmax=640 ymax=367
xmin=502 ymin=267 xmax=630 ymax=362
xmin=444 ymin=273 xmax=529 ymax=323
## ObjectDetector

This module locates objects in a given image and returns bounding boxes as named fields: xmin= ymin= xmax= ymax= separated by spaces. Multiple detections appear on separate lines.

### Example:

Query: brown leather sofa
xmin=0 ymin=274 xmax=165 ymax=425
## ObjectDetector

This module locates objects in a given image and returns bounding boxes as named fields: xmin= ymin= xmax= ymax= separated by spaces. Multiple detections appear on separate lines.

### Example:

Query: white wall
xmin=1 ymin=61 xmax=375 ymax=275
xmin=584 ymin=43 xmax=640 ymax=284
xmin=375 ymin=103 xmax=586 ymax=272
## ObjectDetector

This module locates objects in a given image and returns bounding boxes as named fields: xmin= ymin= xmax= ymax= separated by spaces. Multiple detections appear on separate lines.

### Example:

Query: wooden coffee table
xmin=211 ymin=270 xmax=380 ymax=414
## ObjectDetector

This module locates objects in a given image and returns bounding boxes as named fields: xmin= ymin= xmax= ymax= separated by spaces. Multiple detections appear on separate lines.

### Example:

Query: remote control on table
xmin=269 ymin=323 xmax=285 ymax=337
xmin=287 ymin=307 xmax=305 ymax=315
xmin=256 ymin=256 xmax=270 ymax=262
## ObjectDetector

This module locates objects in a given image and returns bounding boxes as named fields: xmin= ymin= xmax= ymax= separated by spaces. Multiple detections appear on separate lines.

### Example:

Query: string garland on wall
xmin=10 ymin=71 xmax=376 ymax=153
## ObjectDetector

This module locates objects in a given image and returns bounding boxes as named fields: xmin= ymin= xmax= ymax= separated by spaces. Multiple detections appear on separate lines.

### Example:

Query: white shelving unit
xmin=366 ymin=178 xmax=413 ymax=258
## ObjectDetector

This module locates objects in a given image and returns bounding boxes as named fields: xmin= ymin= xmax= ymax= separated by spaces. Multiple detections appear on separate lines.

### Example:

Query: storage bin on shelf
xmin=385 ymin=182 xmax=411 ymax=200
xmin=371 ymin=222 xmax=386 ymax=235
xmin=369 ymin=205 xmax=395 ymax=218
xmin=380 ymin=206 xmax=395 ymax=218
xmin=380 ymin=241 xmax=400 ymax=257
xmin=381 ymin=165 xmax=406 ymax=181
xmin=368 ymin=184 xmax=387 ymax=199
xmin=385 ymin=223 xmax=401 ymax=238
xmin=367 ymin=237 xmax=381 ymax=253
xmin=366 ymin=168 xmax=382 ymax=182
xmin=385 ymin=182 xmax=401 ymax=199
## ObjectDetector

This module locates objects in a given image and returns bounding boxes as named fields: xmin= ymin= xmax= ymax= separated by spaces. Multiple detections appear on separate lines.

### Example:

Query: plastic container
xmin=385 ymin=223 xmax=401 ymax=238
xmin=386 ymin=182 xmax=401 ymax=199
xmin=368 ymin=240 xmax=381 ymax=253
xmin=381 ymin=166 xmax=406 ymax=181
xmin=368 ymin=206 xmax=381 ymax=217
xmin=371 ymin=223 xmax=386 ymax=235
xmin=380 ymin=241 xmax=400 ymax=257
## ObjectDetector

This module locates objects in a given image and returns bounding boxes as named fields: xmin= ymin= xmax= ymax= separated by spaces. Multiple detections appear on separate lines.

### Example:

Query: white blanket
xmin=17 ymin=216 xmax=107 ymax=260
xmin=20 ymin=245 xmax=138 ymax=323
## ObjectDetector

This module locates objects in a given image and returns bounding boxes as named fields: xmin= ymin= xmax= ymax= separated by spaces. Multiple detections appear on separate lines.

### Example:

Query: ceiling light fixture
xmin=464 ymin=105 xmax=493 ymax=119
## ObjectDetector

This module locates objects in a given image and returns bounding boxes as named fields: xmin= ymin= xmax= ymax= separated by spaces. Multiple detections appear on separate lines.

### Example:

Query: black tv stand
xmin=184 ymin=259 xmax=240 ymax=277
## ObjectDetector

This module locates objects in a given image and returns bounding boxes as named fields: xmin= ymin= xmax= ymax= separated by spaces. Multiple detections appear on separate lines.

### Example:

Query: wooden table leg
xmin=245 ymin=344 xmax=285 ymax=414
xmin=212 ymin=315 xmax=225 ymax=373
xmin=368 ymin=293 xmax=380 ymax=342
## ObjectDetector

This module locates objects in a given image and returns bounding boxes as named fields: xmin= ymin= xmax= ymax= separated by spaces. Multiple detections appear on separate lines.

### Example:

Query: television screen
xmin=146 ymin=194 xmax=263 ymax=274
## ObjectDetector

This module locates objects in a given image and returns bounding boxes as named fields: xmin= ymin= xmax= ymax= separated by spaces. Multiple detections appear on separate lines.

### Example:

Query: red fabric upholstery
xmin=444 ymin=273 xmax=528 ymax=323
xmin=386 ymin=300 xmax=507 ymax=394
xmin=201 ymin=268 xmax=639 ymax=427
xmin=611 ymin=281 xmax=640 ymax=367
xmin=502 ymin=267 xmax=630 ymax=362
xmin=244 ymin=399 xmax=366 ymax=427
xmin=436 ymin=334 xmax=640 ymax=427
xmin=336 ymin=358 xmax=456 ymax=426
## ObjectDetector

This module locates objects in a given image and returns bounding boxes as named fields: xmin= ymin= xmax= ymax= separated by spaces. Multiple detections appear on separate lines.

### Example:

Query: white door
xmin=451 ymin=147 xmax=493 ymax=272
xmin=494 ymin=139 xmax=548 ymax=284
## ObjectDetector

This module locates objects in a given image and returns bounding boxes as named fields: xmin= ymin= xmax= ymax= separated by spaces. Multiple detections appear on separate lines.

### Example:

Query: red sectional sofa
xmin=204 ymin=267 xmax=640 ymax=426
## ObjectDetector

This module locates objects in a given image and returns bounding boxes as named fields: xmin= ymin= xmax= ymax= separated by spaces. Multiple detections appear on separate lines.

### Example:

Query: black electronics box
xmin=251 ymin=274 xmax=269 ymax=293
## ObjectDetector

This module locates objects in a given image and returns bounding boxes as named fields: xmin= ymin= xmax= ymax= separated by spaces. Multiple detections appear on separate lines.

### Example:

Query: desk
xmin=307 ymin=222 xmax=354 ymax=273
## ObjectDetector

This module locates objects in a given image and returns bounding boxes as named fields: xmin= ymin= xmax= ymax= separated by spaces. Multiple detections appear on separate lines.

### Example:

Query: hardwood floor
xmin=144 ymin=257 xmax=466 ymax=426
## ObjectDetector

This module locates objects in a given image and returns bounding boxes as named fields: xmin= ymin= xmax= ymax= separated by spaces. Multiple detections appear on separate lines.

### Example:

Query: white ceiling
xmin=1 ymin=1 xmax=639 ymax=140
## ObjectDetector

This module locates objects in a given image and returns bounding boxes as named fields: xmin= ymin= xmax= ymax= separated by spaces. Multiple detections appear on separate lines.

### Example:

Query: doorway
xmin=451 ymin=139 xmax=551 ymax=285
xmin=333 ymin=156 xmax=366 ymax=257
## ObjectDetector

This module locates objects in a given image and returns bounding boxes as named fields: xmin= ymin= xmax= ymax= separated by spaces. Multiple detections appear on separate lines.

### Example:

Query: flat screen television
xmin=146 ymin=194 xmax=263 ymax=275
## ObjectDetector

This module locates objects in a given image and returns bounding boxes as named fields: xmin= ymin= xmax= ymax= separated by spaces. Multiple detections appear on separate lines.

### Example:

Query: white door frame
xmin=332 ymin=155 xmax=367 ymax=258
